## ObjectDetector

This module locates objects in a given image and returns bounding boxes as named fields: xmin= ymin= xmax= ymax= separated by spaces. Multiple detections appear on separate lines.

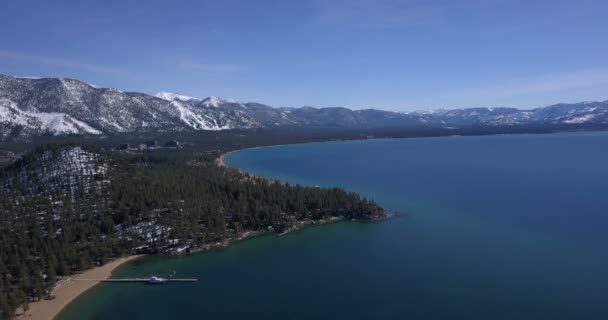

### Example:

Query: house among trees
xmin=146 ymin=140 xmax=159 ymax=149
xmin=165 ymin=140 xmax=181 ymax=148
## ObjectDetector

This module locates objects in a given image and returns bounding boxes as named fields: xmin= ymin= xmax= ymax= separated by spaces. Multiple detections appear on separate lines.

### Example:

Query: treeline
xmin=0 ymin=144 xmax=129 ymax=319
xmin=9 ymin=123 xmax=606 ymax=153
xmin=113 ymin=152 xmax=383 ymax=242
xmin=0 ymin=146 xmax=383 ymax=319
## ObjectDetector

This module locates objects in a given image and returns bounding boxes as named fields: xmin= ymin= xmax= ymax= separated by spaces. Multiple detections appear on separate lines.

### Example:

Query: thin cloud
xmin=425 ymin=68 xmax=608 ymax=108
xmin=0 ymin=49 xmax=132 ymax=77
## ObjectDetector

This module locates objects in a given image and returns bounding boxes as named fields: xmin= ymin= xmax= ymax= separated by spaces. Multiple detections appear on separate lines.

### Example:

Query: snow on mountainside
xmin=1 ymin=73 xmax=608 ymax=141
xmin=199 ymin=96 xmax=226 ymax=108
xmin=0 ymin=97 xmax=101 ymax=139
xmin=0 ymin=75 xmax=257 ymax=140
xmin=155 ymin=92 xmax=201 ymax=103
xmin=404 ymin=104 xmax=608 ymax=127
xmin=171 ymin=100 xmax=233 ymax=130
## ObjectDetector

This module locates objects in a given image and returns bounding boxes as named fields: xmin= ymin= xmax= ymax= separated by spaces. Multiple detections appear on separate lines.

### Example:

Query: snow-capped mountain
xmin=402 ymin=103 xmax=608 ymax=127
xmin=199 ymin=96 xmax=224 ymax=108
xmin=0 ymin=75 xmax=258 ymax=140
xmin=1 ymin=74 xmax=607 ymax=141
xmin=155 ymin=92 xmax=201 ymax=103
xmin=1 ymin=97 xmax=101 ymax=136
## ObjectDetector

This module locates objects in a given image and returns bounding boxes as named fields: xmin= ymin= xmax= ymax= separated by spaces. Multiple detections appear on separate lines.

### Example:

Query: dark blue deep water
xmin=60 ymin=132 xmax=608 ymax=319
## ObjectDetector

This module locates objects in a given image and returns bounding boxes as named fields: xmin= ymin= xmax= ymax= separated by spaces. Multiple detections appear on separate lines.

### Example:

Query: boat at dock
xmin=97 ymin=277 xmax=197 ymax=283
xmin=79 ymin=271 xmax=198 ymax=284
xmin=148 ymin=276 xmax=168 ymax=284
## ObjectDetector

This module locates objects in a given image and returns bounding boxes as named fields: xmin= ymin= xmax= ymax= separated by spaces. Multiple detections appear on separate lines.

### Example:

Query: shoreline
xmin=217 ymin=143 xmax=397 ymax=222
xmin=216 ymin=130 xmax=607 ymax=169
xmin=217 ymin=143 xmax=295 ymax=169
xmin=24 ymin=140 xmax=376 ymax=319
xmin=7 ymin=131 xmax=601 ymax=319
xmin=23 ymin=136 xmax=408 ymax=319
xmin=16 ymin=255 xmax=144 ymax=320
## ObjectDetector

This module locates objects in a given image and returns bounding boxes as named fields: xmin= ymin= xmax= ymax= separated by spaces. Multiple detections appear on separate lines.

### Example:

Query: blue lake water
xmin=60 ymin=132 xmax=608 ymax=319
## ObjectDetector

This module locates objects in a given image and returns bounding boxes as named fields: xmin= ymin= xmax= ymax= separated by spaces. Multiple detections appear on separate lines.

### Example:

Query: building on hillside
xmin=146 ymin=140 xmax=159 ymax=149
xmin=138 ymin=144 xmax=147 ymax=151
xmin=165 ymin=140 xmax=181 ymax=148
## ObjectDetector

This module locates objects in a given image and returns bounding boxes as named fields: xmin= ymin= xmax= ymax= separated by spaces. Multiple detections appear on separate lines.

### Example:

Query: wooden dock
xmin=101 ymin=278 xmax=197 ymax=283
xmin=74 ymin=278 xmax=197 ymax=283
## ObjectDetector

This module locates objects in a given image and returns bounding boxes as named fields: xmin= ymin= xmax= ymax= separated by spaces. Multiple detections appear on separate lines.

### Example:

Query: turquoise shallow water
xmin=60 ymin=132 xmax=608 ymax=319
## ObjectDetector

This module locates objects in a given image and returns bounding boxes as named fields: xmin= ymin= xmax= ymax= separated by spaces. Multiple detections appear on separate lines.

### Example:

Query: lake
xmin=60 ymin=132 xmax=608 ymax=319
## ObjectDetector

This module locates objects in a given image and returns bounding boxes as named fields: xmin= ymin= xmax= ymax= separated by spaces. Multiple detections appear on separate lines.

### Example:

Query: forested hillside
xmin=0 ymin=145 xmax=384 ymax=319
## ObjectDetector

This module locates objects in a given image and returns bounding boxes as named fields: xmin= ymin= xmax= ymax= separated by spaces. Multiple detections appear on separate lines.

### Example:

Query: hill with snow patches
xmin=1 ymin=74 xmax=607 ymax=141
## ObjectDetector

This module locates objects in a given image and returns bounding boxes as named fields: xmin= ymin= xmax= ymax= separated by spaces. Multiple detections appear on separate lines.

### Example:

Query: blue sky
xmin=1 ymin=0 xmax=607 ymax=111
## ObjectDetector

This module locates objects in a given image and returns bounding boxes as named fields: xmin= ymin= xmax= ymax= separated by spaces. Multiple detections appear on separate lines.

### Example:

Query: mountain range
xmin=1 ymin=74 xmax=607 ymax=141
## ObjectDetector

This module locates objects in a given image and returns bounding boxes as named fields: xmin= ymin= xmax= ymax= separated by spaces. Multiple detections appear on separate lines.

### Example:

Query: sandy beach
xmin=217 ymin=147 xmax=259 ymax=168
xmin=217 ymin=143 xmax=293 ymax=168
xmin=216 ymin=139 xmax=359 ymax=169
xmin=216 ymin=149 xmax=236 ymax=167
xmin=17 ymin=255 xmax=143 ymax=320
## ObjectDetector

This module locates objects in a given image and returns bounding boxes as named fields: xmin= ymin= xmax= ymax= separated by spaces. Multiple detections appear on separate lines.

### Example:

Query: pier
xmin=101 ymin=278 xmax=197 ymax=283
xmin=74 ymin=278 xmax=197 ymax=283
